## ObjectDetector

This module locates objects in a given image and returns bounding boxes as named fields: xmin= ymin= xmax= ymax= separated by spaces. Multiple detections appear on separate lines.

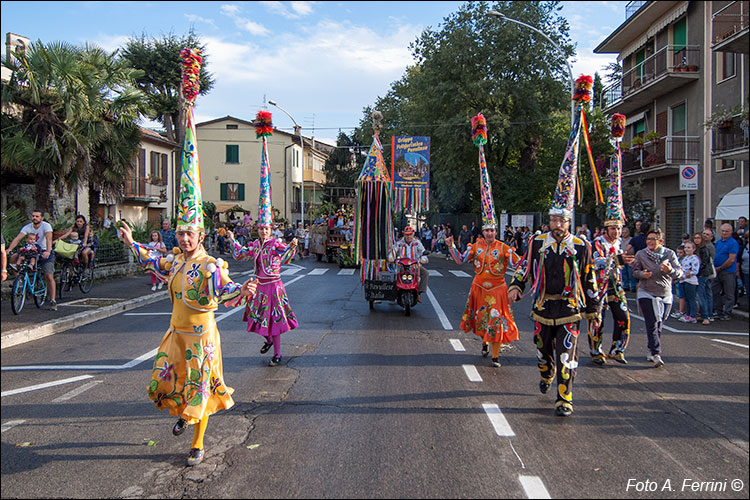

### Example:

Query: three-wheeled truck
xmin=308 ymin=223 xmax=346 ymax=263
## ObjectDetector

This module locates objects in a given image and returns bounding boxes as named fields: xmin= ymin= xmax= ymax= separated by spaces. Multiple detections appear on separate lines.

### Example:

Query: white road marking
xmin=51 ymin=380 xmax=102 ymax=403
xmin=425 ymin=286 xmax=453 ymax=330
xmin=449 ymin=339 xmax=465 ymax=351
xmin=711 ymin=339 xmax=749 ymax=349
xmin=518 ymin=475 xmax=551 ymax=499
xmin=338 ymin=268 xmax=356 ymax=275
xmin=123 ymin=312 xmax=172 ymax=316
xmin=428 ymin=269 xmax=443 ymax=277
xmin=449 ymin=270 xmax=472 ymax=278
xmin=509 ymin=441 xmax=526 ymax=469
xmin=463 ymin=365 xmax=483 ymax=382
xmin=308 ymin=268 xmax=329 ymax=275
xmin=1 ymin=420 xmax=25 ymax=433
xmin=1 ymin=375 xmax=93 ymax=398
xmin=629 ymin=310 xmax=749 ymax=336
xmin=280 ymin=268 xmax=301 ymax=275
xmin=482 ymin=403 xmax=515 ymax=437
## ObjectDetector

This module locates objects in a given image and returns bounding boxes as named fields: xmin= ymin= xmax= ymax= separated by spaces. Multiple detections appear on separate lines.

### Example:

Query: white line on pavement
xmin=1 ymin=375 xmax=93 ymax=398
xmin=1 ymin=420 xmax=25 ymax=433
xmin=338 ymin=268 xmax=356 ymax=275
xmin=482 ymin=403 xmax=515 ymax=437
xmin=123 ymin=312 xmax=172 ymax=316
xmin=629 ymin=312 xmax=749 ymax=336
xmin=51 ymin=380 xmax=102 ymax=403
xmin=518 ymin=475 xmax=551 ymax=499
xmin=425 ymin=286 xmax=453 ymax=330
xmin=449 ymin=339 xmax=465 ymax=351
xmin=308 ymin=268 xmax=329 ymax=275
xmin=428 ymin=270 xmax=443 ymax=277
xmin=711 ymin=339 xmax=749 ymax=349
xmin=449 ymin=270 xmax=472 ymax=278
xmin=463 ymin=365 xmax=483 ymax=382
xmin=280 ymin=268 xmax=301 ymax=275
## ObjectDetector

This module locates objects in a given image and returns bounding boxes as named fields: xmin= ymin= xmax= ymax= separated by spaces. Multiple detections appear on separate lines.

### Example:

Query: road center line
xmin=426 ymin=286 xmax=453 ymax=330
xmin=51 ymin=380 xmax=102 ymax=403
xmin=1 ymin=375 xmax=93 ymax=398
xmin=1 ymin=420 xmax=26 ymax=433
xmin=518 ymin=475 xmax=551 ymax=499
xmin=463 ymin=365 xmax=483 ymax=382
xmin=482 ymin=403 xmax=515 ymax=437
xmin=449 ymin=339 xmax=465 ymax=351
xmin=711 ymin=339 xmax=749 ymax=349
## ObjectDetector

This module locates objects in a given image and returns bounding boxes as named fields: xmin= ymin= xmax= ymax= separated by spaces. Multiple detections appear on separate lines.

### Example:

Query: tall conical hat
xmin=176 ymin=48 xmax=204 ymax=232
xmin=471 ymin=113 xmax=497 ymax=230
xmin=549 ymin=75 xmax=593 ymax=219
xmin=255 ymin=110 xmax=274 ymax=227
xmin=604 ymin=113 xmax=626 ymax=227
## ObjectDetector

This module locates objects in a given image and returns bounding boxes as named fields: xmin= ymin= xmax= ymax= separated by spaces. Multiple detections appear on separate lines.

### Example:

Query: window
xmin=633 ymin=119 xmax=646 ymax=138
xmin=671 ymin=103 xmax=686 ymax=136
xmin=226 ymin=124 xmax=238 ymax=130
xmin=226 ymin=145 xmax=239 ymax=164
xmin=716 ymin=159 xmax=736 ymax=172
xmin=220 ymin=183 xmax=245 ymax=201
xmin=149 ymin=152 xmax=168 ymax=185
xmin=672 ymin=17 xmax=687 ymax=67
xmin=717 ymin=52 xmax=736 ymax=81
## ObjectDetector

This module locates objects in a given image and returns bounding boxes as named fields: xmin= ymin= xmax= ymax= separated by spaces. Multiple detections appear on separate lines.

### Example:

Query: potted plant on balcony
xmin=704 ymin=105 xmax=741 ymax=131
xmin=645 ymin=153 xmax=664 ymax=167
xmin=620 ymin=141 xmax=630 ymax=152
xmin=646 ymin=130 xmax=661 ymax=144
xmin=631 ymin=136 xmax=645 ymax=150
xmin=687 ymin=64 xmax=699 ymax=72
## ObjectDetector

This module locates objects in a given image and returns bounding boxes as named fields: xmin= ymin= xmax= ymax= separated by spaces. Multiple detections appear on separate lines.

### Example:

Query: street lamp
xmin=268 ymin=100 xmax=304 ymax=230
xmin=487 ymin=10 xmax=575 ymax=126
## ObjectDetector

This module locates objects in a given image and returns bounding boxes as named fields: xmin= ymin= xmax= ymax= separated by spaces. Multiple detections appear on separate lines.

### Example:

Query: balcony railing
xmin=622 ymin=136 xmax=701 ymax=172
xmin=626 ymin=0 xmax=648 ymax=21
xmin=712 ymin=115 xmax=750 ymax=154
xmin=124 ymin=177 xmax=163 ymax=201
xmin=712 ymin=1 xmax=749 ymax=46
xmin=601 ymin=45 xmax=701 ymax=108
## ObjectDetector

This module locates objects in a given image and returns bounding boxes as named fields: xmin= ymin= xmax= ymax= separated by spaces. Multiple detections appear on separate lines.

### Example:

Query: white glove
xmin=419 ymin=256 xmax=429 ymax=265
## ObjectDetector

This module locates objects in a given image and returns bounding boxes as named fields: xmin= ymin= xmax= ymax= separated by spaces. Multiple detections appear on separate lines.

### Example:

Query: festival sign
xmin=391 ymin=136 xmax=430 ymax=212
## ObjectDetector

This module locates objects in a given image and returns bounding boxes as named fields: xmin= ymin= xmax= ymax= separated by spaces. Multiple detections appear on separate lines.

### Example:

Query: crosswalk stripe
xmin=449 ymin=339 xmax=465 ymax=351
xmin=338 ymin=268 xmax=356 ymax=275
xmin=449 ymin=270 xmax=472 ymax=278
xmin=308 ymin=268 xmax=329 ymax=275
xmin=482 ymin=403 xmax=515 ymax=437
xmin=428 ymin=270 xmax=443 ymax=277
xmin=463 ymin=365 xmax=482 ymax=382
xmin=1 ymin=420 xmax=25 ymax=433
xmin=518 ymin=475 xmax=551 ymax=499
xmin=280 ymin=268 xmax=301 ymax=275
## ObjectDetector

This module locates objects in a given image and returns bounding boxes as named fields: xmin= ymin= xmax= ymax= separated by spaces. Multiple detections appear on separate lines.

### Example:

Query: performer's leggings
xmin=192 ymin=416 xmax=209 ymax=450
xmin=587 ymin=298 xmax=630 ymax=356
xmin=534 ymin=321 xmax=580 ymax=411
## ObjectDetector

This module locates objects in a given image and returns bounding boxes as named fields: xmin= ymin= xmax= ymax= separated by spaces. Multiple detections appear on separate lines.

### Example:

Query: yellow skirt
xmin=147 ymin=324 xmax=234 ymax=425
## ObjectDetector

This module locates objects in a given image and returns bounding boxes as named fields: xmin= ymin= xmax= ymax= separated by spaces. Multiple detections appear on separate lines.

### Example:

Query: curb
xmin=1 ymin=291 xmax=169 ymax=350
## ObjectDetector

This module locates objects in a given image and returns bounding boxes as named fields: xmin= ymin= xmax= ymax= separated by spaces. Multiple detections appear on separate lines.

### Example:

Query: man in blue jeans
xmin=713 ymin=223 xmax=739 ymax=320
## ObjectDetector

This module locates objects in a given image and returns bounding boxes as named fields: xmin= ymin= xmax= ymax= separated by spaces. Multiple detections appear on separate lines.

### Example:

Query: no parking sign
xmin=680 ymin=164 xmax=698 ymax=190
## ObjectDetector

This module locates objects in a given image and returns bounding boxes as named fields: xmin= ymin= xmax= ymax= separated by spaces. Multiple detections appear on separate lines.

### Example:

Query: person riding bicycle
xmin=16 ymin=233 xmax=42 ymax=271
xmin=57 ymin=214 xmax=95 ymax=269
xmin=6 ymin=209 xmax=57 ymax=310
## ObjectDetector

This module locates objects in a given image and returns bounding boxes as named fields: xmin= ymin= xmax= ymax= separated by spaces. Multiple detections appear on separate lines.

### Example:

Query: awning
xmin=214 ymin=203 xmax=249 ymax=213
xmin=714 ymin=186 xmax=749 ymax=221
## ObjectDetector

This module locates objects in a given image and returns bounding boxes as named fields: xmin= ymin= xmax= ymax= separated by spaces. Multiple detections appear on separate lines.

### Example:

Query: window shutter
xmin=673 ymin=17 xmax=686 ymax=51
xmin=139 ymin=149 xmax=147 ymax=178
xmin=225 ymin=145 xmax=239 ymax=163
xmin=220 ymin=183 xmax=227 ymax=201
xmin=161 ymin=154 xmax=168 ymax=185
xmin=238 ymin=183 xmax=245 ymax=201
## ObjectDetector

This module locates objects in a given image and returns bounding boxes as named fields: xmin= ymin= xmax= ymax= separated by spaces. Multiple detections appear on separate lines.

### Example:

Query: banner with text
xmin=391 ymin=136 xmax=430 ymax=212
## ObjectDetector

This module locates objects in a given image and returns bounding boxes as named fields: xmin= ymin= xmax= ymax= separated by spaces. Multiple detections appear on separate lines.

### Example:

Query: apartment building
xmin=595 ymin=0 xmax=748 ymax=248
xmin=195 ymin=115 xmax=330 ymax=227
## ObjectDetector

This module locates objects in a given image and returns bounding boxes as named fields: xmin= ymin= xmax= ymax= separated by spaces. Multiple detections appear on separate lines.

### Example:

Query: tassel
xmin=471 ymin=113 xmax=488 ymax=146
xmin=581 ymin=110 xmax=604 ymax=204
xmin=572 ymin=74 xmax=593 ymax=103
xmin=611 ymin=113 xmax=626 ymax=139
xmin=180 ymin=48 xmax=203 ymax=105
xmin=255 ymin=110 xmax=273 ymax=138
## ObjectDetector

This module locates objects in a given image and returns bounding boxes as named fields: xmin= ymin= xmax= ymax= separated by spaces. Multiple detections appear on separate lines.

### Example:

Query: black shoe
xmin=260 ymin=342 xmax=273 ymax=354
xmin=481 ymin=344 xmax=489 ymax=357
xmin=555 ymin=405 xmax=573 ymax=417
xmin=186 ymin=447 xmax=204 ymax=466
xmin=268 ymin=355 xmax=282 ymax=366
xmin=539 ymin=381 xmax=551 ymax=394
xmin=491 ymin=357 xmax=500 ymax=367
xmin=172 ymin=418 xmax=187 ymax=436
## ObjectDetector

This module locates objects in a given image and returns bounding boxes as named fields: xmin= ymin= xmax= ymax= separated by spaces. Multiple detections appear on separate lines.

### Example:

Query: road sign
xmin=680 ymin=164 xmax=698 ymax=190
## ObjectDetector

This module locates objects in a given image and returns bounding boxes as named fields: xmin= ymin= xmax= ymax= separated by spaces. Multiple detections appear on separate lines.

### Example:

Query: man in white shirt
xmin=389 ymin=226 xmax=429 ymax=301
xmin=7 ymin=209 xmax=58 ymax=310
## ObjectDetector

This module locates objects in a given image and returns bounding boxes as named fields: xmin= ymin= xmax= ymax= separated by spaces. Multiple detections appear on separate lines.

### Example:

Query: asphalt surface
xmin=1 ymin=251 xmax=748 ymax=499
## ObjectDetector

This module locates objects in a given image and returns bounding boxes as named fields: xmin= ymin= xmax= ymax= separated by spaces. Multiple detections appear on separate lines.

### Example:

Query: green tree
xmin=322 ymin=131 xmax=365 ymax=191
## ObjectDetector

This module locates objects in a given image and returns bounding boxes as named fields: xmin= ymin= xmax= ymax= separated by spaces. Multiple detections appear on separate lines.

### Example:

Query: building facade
xmin=596 ymin=0 xmax=748 ymax=248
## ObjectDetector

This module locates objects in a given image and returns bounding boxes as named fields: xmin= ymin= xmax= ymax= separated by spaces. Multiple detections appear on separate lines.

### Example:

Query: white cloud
xmin=290 ymin=1 xmax=315 ymax=16
xmin=185 ymin=13 xmax=218 ymax=29
xmin=260 ymin=1 xmax=315 ymax=19
xmin=90 ymin=34 xmax=131 ymax=53
xmin=220 ymin=3 xmax=270 ymax=35
xmin=220 ymin=4 xmax=240 ymax=15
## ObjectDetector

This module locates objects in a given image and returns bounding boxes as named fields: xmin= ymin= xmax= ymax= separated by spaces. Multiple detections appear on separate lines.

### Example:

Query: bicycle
xmin=10 ymin=251 xmax=48 ymax=315
xmin=58 ymin=246 xmax=95 ymax=299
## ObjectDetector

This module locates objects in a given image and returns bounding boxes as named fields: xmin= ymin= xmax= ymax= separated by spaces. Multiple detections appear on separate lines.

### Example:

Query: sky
xmin=1 ymin=1 xmax=626 ymax=146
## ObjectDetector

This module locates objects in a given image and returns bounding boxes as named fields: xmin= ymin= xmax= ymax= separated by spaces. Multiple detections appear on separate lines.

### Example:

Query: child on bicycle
xmin=68 ymin=231 xmax=82 ymax=247
xmin=145 ymin=231 xmax=167 ymax=291
xmin=17 ymin=233 xmax=42 ymax=271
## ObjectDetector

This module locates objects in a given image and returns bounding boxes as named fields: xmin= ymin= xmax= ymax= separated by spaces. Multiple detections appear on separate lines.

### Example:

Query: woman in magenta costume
xmin=228 ymin=110 xmax=299 ymax=367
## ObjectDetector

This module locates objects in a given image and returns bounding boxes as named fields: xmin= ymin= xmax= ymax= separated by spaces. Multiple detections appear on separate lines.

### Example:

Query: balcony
xmin=303 ymin=168 xmax=326 ymax=185
xmin=712 ymin=115 xmax=750 ymax=160
xmin=625 ymin=1 xmax=648 ymax=21
xmin=123 ymin=177 xmax=164 ymax=203
xmin=712 ymin=1 xmax=750 ymax=53
xmin=601 ymin=45 xmax=701 ymax=115
xmin=622 ymin=135 xmax=701 ymax=179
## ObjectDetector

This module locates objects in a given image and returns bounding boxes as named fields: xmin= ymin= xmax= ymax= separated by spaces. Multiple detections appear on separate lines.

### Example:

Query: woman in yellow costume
xmin=119 ymin=47 xmax=257 ymax=466
xmin=446 ymin=114 xmax=522 ymax=367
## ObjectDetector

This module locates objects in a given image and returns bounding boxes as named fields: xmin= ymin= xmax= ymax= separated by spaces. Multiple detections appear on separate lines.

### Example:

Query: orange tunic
xmin=450 ymin=238 xmax=521 ymax=344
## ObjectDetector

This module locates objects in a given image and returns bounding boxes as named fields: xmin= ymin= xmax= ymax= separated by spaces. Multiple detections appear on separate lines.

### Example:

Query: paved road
xmin=1 ymin=254 xmax=748 ymax=498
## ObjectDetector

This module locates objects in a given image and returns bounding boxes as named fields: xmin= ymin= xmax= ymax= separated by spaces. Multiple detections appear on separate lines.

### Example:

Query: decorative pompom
xmin=166 ymin=253 xmax=175 ymax=263
xmin=164 ymin=262 xmax=172 ymax=271
xmin=572 ymin=74 xmax=594 ymax=103
xmin=180 ymin=48 xmax=203 ymax=105
xmin=255 ymin=111 xmax=273 ymax=138
xmin=203 ymin=271 xmax=211 ymax=278
xmin=216 ymin=258 xmax=225 ymax=269
xmin=471 ymin=113 xmax=488 ymax=146
xmin=611 ymin=113 xmax=626 ymax=139
xmin=173 ymin=247 xmax=181 ymax=254
xmin=207 ymin=262 xmax=217 ymax=274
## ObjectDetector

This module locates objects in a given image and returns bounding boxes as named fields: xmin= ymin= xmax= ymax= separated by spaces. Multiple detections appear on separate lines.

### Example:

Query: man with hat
xmin=587 ymin=114 xmax=635 ymax=366
xmin=508 ymin=75 xmax=601 ymax=417
xmin=389 ymin=225 xmax=429 ymax=301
